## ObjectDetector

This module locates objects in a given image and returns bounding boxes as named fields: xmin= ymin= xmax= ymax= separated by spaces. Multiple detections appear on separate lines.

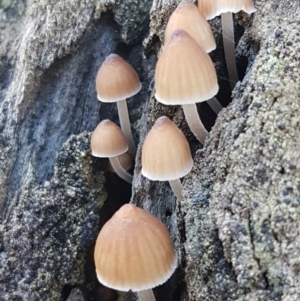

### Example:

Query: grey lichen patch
xmin=182 ymin=0 xmax=300 ymax=299
xmin=96 ymin=0 xmax=152 ymax=44
xmin=66 ymin=288 xmax=85 ymax=301
xmin=182 ymin=151 xmax=245 ymax=301
xmin=0 ymin=132 xmax=14 ymax=218
xmin=0 ymin=132 xmax=106 ymax=301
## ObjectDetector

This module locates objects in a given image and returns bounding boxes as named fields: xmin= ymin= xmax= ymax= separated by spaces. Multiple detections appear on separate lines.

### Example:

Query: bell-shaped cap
xmin=94 ymin=204 xmax=177 ymax=292
xmin=155 ymin=30 xmax=218 ymax=105
xmin=198 ymin=0 xmax=256 ymax=20
xmin=164 ymin=1 xmax=216 ymax=52
xmin=90 ymin=119 xmax=128 ymax=157
xmin=96 ymin=54 xmax=142 ymax=102
xmin=141 ymin=116 xmax=193 ymax=181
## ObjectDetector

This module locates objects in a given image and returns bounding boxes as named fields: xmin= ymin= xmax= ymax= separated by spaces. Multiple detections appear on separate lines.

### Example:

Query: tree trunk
xmin=0 ymin=0 xmax=299 ymax=300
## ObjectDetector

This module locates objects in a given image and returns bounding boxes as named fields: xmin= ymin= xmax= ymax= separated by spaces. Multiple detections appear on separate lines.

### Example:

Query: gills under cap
xmin=96 ymin=54 xmax=141 ymax=102
xmin=141 ymin=116 xmax=193 ymax=181
xmin=198 ymin=0 xmax=256 ymax=20
xmin=155 ymin=30 xmax=218 ymax=105
xmin=90 ymin=119 xmax=128 ymax=158
xmin=94 ymin=204 xmax=177 ymax=292
xmin=164 ymin=0 xmax=216 ymax=52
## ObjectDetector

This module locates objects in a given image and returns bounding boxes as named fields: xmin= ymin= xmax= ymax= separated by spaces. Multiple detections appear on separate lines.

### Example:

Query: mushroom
xmin=96 ymin=54 xmax=142 ymax=157
xmin=141 ymin=116 xmax=193 ymax=201
xmin=164 ymin=0 xmax=216 ymax=53
xmin=90 ymin=119 xmax=133 ymax=184
xmin=164 ymin=0 xmax=223 ymax=114
xmin=107 ymin=151 xmax=133 ymax=173
xmin=198 ymin=0 xmax=256 ymax=90
xmin=155 ymin=30 xmax=219 ymax=144
xmin=94 ymin=204 xmax=177 ymax=301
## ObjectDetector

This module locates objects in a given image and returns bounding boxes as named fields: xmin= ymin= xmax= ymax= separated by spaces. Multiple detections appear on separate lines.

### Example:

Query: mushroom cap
xmin=155 ymin=30 xmax=218 ymax=105
xmin=90 ymin=119 xmax=128 ymax=157
xmin=164 ymin=1 xmax=216 ymax=52
xmin=94 ymin=204 xmax=177 ymax=292
xmin=107 ymin=152 xmax=133 ymax=173
xmin=141 ymin=116 xmax=193 ymax=181
xmin=198 ymin=0 xmax=256 ymax=20
xmin=96 ymin=54 xmax=142 ymax=103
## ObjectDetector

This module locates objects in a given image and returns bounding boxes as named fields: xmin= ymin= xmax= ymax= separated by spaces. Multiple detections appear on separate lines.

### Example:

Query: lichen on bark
xmin=0 ymin=133 xmax=106 ymax=300
xmin=176 ymin=1 xmax=300 ymax=300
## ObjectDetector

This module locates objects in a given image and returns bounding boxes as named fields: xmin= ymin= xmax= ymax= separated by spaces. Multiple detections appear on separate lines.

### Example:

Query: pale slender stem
xmin=207 ymin=97 xmax=223 ymax=114
xmin=137 ymin=289 xmax=156 ymax=301
xmin=182 ymin=104 xmax=208 ymax=145
xmin=221 ymin=12 xmax=239 ymax=91
xmin=169 ymin=179 xmax=183 ymax=201
xmin=117 ymin=99 xmax=137 ymax=157
xmin=109 ymin=156 xmax=133 ymax=184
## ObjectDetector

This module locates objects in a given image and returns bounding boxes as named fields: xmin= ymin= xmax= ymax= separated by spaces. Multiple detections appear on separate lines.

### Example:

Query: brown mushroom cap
xmin=155 ymin=30 xmax=218 ymax=105
xmin=141 ymin=116 xmax=193 ymax=181
xmin=90 ymin=120 xmax=128 ymax=157
xmin=94 ymin=204 xmax=177 ymax=291
xmin=164 ymin=1 xmax=216 ymax=52
xmin=198 ymin=0 xmax=256 ymax=20
xmin=96 ymin=54 xmax=141 ymax=102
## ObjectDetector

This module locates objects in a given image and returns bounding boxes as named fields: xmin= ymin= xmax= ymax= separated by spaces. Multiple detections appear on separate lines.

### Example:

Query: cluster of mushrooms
xmin=91 ymin=1 xmax=256 ymax=300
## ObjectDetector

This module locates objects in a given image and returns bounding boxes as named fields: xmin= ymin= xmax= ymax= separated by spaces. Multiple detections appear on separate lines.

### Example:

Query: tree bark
xmin=0 ymin=0 xmax=299 ymax=300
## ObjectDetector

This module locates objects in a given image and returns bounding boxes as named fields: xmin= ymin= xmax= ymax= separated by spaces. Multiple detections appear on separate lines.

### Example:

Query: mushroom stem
xmin=206 ymin=97 xmax=223 ymax=114
xmin=221 ymin=12 xmax=239 ymax=91
xmin=117 ymin=99 xmax=137 ymax=157
xmin=169 ymin=179 xmax=183 ymax=201
xmin=182 ymin=103 xmax=208 ymax=145
xmin=109 ymin=156 xmax=133 ymax=184
xmin=137 ymin=289 xmax=156 ymax=301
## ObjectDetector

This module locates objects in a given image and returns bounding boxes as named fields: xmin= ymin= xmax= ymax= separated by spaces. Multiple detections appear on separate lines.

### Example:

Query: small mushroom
xmin=164 ymin=0 xmax=216 ymax=52
xmin=155 ymin=30 xmax=219 ymax=144
xmin=91 ymin=119 xmax=133 ymax=184
xmin=96 ymin=54 xmax=141 ymax=157
xmin=107 ymin=151 xmax=133 ymax=174
xmin=141 ymin=116 xmax=193 ymax=201
xmin=198 ymin=0 xmax=256 ymax=90
xmin=94 ymin=204 xmax=177 ymax=301
xmin=164 ymin=0 xmax=223 ymax=114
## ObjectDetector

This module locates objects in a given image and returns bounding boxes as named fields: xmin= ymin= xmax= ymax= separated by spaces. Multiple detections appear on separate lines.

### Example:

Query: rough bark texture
xmin=0 ymin=0 xmax=299 ymax=301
